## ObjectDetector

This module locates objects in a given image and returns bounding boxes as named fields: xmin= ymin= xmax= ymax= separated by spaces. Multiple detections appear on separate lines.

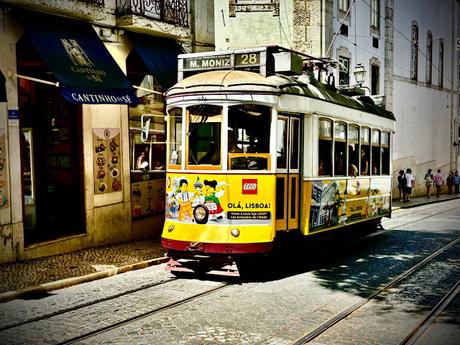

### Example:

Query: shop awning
xmin=19 ymin=13 xmax=138 ymax=105
xmin=127 ymin=33 xmax=184 ymax=90
xmin=0 ymin=71 xmax=6 ymax=102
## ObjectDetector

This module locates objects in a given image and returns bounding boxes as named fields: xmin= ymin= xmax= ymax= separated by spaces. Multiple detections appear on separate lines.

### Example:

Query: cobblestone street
xmin=0 ymin=198 xmax=459 ymax=344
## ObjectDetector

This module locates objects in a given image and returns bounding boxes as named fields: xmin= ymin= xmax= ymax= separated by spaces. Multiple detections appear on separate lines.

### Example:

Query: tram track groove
xmin=0 ymin=277 xmax=178 ymax=332
xmin=57 ymin=282 xmax=229 ymax=345
xmin=399 ymin=279 xmax=460 ymax=345
xmin=292 ymin=236 xmax=460 ymax=345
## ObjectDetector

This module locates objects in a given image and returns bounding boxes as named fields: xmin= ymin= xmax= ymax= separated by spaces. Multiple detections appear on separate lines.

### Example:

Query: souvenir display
xmin=93 ymin=128 xmax=122 ymax=194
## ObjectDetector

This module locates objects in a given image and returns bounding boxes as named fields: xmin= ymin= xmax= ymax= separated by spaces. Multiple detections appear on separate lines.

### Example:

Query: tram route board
xmin=178 ymin=47 xmax=272 ymax=80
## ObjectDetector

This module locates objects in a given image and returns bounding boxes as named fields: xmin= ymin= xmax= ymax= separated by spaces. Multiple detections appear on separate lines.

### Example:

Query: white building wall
xmin=391 ymin=0 xmax=458 ymax=185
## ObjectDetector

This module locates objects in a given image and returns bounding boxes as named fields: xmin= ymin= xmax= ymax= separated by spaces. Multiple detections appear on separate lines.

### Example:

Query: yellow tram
xmin=153 ymin=46 xmax=395 ymax=274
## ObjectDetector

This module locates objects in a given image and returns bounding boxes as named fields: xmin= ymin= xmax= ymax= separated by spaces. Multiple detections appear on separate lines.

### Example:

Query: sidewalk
xmin=0 ymin=194 xmax=458 ymax=302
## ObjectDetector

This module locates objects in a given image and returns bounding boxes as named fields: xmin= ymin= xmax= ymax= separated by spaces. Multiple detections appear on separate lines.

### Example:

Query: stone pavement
xmin=0 ymin=193 xmax=458 ymax=302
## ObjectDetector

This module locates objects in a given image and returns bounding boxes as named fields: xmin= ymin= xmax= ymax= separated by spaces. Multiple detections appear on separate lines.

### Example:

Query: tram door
xmin=275 ymin=115 xmax=301 ymax=231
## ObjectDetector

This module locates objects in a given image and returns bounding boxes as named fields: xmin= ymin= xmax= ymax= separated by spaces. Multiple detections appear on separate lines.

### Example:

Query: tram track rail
xmin=58 ymin=282 xmax=229 ymax=345
xmin=0 ymin=277 xmax=178 ymax=332
xmin=292 ymin=236 xmax=460 ymax=344
xmin=399 ymin=279 xmax=460 ymax=345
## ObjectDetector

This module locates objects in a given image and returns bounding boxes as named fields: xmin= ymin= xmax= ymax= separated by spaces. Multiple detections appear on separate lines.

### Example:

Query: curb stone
xmin=0 ymin=256 xmax=169 ymax=303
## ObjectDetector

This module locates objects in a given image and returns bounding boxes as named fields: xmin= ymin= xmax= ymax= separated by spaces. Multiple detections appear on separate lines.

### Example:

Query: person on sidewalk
xmin=424 ymin=168 xmax=434 ymax=198
xmin=454 ymin=170 xmax=460 ymax=194
xmin=433 ymin=169 xmax=444 ymax=198
xmin=397 ymin=169 xmax=406 ymax=202
xmin=446 ymin=171 xmax=454 ymax=194
xmin=403 ymin=168 xmax=415 ymax=202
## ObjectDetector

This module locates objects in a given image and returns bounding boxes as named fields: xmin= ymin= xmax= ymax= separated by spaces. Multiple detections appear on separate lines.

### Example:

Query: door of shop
xmin=18 ymin=37 xmax=85 ymax=243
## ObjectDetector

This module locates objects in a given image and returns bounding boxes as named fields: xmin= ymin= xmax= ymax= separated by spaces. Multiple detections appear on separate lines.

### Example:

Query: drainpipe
xmin=451 ymin=0 xmax=457 ymax=171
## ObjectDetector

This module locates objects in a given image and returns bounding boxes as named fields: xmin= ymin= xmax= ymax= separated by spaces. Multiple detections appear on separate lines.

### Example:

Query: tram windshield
xmin=187 ymin=104 xmax=223 ymax=166
xmin=228 ymin=104 xmax=271 ymax=170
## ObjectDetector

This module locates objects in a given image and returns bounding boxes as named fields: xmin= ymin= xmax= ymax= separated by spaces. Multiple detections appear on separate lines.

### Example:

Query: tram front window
xmin=187 ymin=104 xmax=222 ymax=167
xmin=228 ymin=104 xmax=271 ymax=170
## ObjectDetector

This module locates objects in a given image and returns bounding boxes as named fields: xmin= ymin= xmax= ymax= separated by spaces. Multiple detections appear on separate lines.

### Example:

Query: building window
xmin=426 ymin=31 xmax=433 ymax=85
xmin=338 ymin=56 xmax=350 ymax=86
xmin=370 ymin=0 xmax=380 ymax=30
xmin=339 ymin=0 xmax=350 ymax=12
xmin=371 ymin=64 xmax=379 ymax=95
xmin=439 ymin=40 xmax=444 ymax=88
xmin=411 ymin=23 xmax=419 ymax=81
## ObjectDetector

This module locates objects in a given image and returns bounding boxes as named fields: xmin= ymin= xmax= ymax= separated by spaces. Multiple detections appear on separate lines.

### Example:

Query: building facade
xmin=387 ymin=0 xmax=459 ymax=192
xmin=0 ymin=0 xmax=214 ymax=264
xmin=214 ymin=0 xmax=459 ymax=196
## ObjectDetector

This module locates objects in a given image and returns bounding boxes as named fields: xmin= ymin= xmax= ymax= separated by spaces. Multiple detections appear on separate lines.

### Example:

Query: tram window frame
xmin=334 ymin=121 xmax=347 ymax=176
xmin=348 ymin=124 xmax=359 ymax=177
xmin=381 ymin=131 xmax=390 ymax=175
xmin=318 ymin=118 xmax=332 ymax=176
xmin=371 ymin=129 xmax=381 ymax=175
xmin=186 ymin=104 xmax=223 ymax=170
xmin=167 ymin=107 xmax=183 ymax=169
xmin=360 ymin=127 xmax=370 ymax=175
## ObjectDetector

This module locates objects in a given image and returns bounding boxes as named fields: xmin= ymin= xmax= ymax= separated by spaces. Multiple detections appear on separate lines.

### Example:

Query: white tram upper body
xmin=160 ymin=46 xmax=395 ymax=257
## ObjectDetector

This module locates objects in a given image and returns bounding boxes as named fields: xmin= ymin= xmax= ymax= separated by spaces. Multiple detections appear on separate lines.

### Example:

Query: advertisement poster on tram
xmin=165 ymin=173 xmax=274 ymax=226
xmin=308 ymin=177 xmax=391 ymax=233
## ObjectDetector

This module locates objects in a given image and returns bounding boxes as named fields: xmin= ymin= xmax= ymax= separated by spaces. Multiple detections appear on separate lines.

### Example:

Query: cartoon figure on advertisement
xmin=176 ymin=179 xmax=195 ymax=221
xmin=192 ymin=177 xmax=205 ymax=207
xmin=167 ymin=193 xmax=179 ymax=218
xmin=203 ymin=179 xmax=225 ymax=221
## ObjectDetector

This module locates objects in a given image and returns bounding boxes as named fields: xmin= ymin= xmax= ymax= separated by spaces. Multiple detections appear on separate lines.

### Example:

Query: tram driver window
xmin=187 ymin=104 xmax=222 ymax=167
xmin=318 ymin=119 xmax=332 ymax=176
xmin=334 ymin=122 xmax=347 ymax=176
xmin=228 ymin=104 xmax=271 ymax=170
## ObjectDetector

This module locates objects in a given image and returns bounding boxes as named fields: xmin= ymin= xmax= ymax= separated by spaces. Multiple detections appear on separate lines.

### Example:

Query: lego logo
xmin=242 ymin=179 xmax=257 ymax=194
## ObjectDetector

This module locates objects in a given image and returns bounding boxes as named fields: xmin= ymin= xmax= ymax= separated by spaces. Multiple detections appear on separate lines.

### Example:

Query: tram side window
xmin=360 ymin=127 xmax=370 ymax=175
xmin=318 ymin=119 xmax=332 ymax=176
xmin=334 ymin=122 xmax=347 ymax=176
xmin=348 ymin=125 xmax=359 ymax=177
xmin=228 ymin=104 xmax=271 ymax=170
xmin=381 ymin=131 xmax=390 ymax=175
xmin=371 ymin=129 xmax=380 ymax=175
xmin=276 ymin=118 xmax=288 ymax=169
xmin=168 ymin=107 xmax=182 ymax=166
xmin=187 ymin=105 xmax=222 ymax=166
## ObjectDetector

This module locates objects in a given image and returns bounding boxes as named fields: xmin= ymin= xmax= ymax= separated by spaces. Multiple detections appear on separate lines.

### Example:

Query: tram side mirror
xmin=140 ymin=114 xmax=151 ymax=143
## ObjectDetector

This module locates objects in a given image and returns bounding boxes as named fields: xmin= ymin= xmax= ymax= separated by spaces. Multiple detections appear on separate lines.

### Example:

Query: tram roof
xmin=167 ymin=70 xmax=395 ymax=121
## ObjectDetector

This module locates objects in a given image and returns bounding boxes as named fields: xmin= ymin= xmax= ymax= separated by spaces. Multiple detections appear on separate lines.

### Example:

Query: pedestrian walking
xmin=397 ymin=169 xmax=405 ymax=202
xmin=454 ymin=170 xmax=460 ymax=194
xmin=433 ymin=169 xmax=444 ymax=198
xmin=446 ymin=171 xmax=454 ymax=194
xmin=403 ymin=168 xmax=415 ymax=202
xmin=424 ymin=168 xmax=434 ymax=198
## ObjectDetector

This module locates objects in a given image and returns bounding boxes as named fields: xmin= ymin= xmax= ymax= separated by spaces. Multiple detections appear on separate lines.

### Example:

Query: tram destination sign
xmin=183 ymin=52 xmax=261 ymax=71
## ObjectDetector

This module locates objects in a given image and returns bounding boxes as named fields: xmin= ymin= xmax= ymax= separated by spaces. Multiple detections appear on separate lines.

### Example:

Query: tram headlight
xmin=231 ymin=228 xmax=240 ymax=237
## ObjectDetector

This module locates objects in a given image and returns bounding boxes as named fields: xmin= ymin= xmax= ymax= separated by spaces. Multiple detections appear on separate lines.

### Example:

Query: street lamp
xmin=353 ymin=64 xmax=366 ymax=86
